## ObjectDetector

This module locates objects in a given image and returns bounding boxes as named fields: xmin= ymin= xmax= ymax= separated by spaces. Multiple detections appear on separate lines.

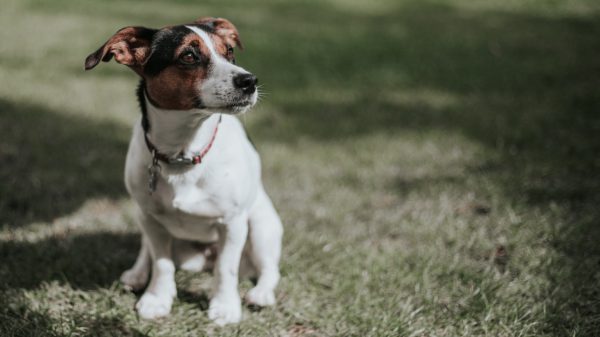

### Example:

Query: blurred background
xmin=1 ymin=0 xmax=599 ymax=336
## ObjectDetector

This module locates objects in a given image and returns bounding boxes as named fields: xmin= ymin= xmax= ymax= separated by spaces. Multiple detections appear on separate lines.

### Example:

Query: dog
xmin=84 ymin=17 xmax=283 ymax=325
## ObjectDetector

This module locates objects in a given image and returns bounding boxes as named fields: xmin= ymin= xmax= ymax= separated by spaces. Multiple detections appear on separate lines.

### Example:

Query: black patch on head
xmin=144 ymin=26 xmax=193 ymax=76
xmin=136 ymin=79 xmax=150 ymax=132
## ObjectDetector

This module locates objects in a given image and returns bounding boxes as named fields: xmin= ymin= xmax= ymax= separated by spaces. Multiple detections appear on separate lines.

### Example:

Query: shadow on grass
xmin=0 ymin=98 xmax=130 ymax=227
xmin=178 ymin=289 xmax=210 ymax=311
xmin=0 ymin=291 xmax=147 ymax=337
xmin=246 ymin=2 xmax=599 ymax=144
xmin=0 ymin=232 xmax=139 ymax=290
xmin=0 ymin=98 xmax=141 ymax=333
xmin=0 ymin=230 xmax=143 ymax=336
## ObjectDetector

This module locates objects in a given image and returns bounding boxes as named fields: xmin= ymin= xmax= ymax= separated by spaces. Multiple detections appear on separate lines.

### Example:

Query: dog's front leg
xmin=135 ymin=214 xmax=177 ymax=320
xmin=208 ymin=212 xmax=248 ymax=325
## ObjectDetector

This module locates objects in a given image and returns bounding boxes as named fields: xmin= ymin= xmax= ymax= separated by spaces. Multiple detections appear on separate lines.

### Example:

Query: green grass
xmin=1 ymin=0 xmax=600 ymax=336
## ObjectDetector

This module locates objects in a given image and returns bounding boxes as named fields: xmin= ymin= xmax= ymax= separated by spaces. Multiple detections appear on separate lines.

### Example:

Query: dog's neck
xmin=138 ymin=82 xmax=217 ymax=158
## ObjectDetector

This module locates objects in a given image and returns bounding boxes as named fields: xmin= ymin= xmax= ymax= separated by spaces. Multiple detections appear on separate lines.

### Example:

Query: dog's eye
xmin=225 ymin=45 xmax=235 ymax=64
xmin=179 ymin=51 xmax=197 ymax=65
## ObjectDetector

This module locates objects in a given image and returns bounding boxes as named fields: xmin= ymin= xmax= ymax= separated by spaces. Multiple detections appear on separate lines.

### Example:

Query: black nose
xmin=233 ymin=73 xmax=258 ymax=94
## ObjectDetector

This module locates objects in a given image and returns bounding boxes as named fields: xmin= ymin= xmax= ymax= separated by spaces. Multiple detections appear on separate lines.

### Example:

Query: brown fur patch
xmin=144 ymin=32 xmax=210 ymax=110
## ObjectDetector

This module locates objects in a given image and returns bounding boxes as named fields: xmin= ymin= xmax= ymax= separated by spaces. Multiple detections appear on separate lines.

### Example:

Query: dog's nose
xmin=233 ymin=73 xmax=258 ymax=94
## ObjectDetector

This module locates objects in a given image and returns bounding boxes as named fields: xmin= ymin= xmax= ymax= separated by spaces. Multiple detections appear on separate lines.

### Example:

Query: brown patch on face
xmin=144 ymin=31 xmax=212 ymax=110
xmin=145 ymin=67 xmax=206 ymax=110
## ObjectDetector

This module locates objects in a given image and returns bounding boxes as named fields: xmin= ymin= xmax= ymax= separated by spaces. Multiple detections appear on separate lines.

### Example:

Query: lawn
xmin=1 ymin=0 xmax=600 ymax=336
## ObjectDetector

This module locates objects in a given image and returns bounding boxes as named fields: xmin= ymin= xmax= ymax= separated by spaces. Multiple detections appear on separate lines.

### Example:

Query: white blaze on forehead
xmin=186 ymin=25 xmax=225 ymax=63
xmin=185 ymin=25 xmax=255 ymax=112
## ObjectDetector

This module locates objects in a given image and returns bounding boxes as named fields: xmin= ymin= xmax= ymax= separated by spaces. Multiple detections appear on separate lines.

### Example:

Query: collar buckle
xmin=167 ymin=156 xmax=194 ymax=167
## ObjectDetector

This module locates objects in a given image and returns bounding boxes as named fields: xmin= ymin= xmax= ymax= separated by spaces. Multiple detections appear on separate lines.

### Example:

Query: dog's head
xmin=85 ymin=18 xmax=257 ymax=114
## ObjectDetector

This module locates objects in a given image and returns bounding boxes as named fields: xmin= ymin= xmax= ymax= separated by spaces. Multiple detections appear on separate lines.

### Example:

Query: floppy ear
xmin=84 ymin=26 xmax=157 ymax=71
xmin=194 ymin=17 xmax=244 ymax=50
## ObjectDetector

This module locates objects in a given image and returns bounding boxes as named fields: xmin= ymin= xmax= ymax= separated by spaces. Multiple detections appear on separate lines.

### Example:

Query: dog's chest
xmin=125 ymin=115 xmax=258 ymax=242
xmin=148 ymin=167 xmax=234 ymax=241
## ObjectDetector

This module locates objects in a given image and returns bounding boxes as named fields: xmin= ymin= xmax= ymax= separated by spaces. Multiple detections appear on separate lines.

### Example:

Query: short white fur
xmin=120 ymin=25 xmax=283 ymax=325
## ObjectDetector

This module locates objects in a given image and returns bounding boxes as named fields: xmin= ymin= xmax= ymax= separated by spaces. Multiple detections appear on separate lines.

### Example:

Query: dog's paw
xmin=245 ymin=286 xmax=276 ymax=307
xmin=208 ymin=294 xmax=242 ymax=325
xmin=120 ymin=269 xmax=149 ymax=291
xmin=136 ymin=293 xmax=173 ymax=320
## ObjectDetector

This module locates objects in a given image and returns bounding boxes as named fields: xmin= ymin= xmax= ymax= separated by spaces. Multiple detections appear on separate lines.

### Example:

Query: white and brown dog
xmin=85 ymin=17 xmax=283 ymax=325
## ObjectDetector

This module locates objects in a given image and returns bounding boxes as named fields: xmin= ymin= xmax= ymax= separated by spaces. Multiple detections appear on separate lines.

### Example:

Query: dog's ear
xmin=194 ymin=17 xmax=244 ymax=50
xmin=85 ymin=26 xmax=157 ymax=71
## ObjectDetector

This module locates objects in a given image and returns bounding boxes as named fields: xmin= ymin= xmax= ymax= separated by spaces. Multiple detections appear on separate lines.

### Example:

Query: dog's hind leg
xmin=239 ymin=241 xmax=258 ymax=280
xmin=244 ymin=186 xmax=283 ymax=307
xmin=173 ymin=239 xmax=216 ymax=272
xmin=120 ymin=235 xmax=151 ymax=291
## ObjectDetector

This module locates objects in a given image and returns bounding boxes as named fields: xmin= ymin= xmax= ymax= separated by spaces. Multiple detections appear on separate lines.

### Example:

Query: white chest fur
xmin=125 ymin=111 xmax=260 ymax=242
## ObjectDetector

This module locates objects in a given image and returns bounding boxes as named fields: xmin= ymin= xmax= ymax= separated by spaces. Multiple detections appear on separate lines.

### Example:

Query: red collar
xmin=144 ymin=114 xmax=222 ymax=167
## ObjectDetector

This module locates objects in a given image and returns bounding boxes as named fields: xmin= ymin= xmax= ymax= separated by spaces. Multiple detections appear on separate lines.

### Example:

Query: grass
xmin=1 ymin=0 xmax=600 ymax=336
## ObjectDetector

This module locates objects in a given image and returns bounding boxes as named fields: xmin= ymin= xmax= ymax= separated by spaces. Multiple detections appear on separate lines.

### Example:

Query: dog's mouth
xmin=203 ymin=98 xmax=256 ymax=114
xmin=225 ymin=101 xmax=253 ymax=109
